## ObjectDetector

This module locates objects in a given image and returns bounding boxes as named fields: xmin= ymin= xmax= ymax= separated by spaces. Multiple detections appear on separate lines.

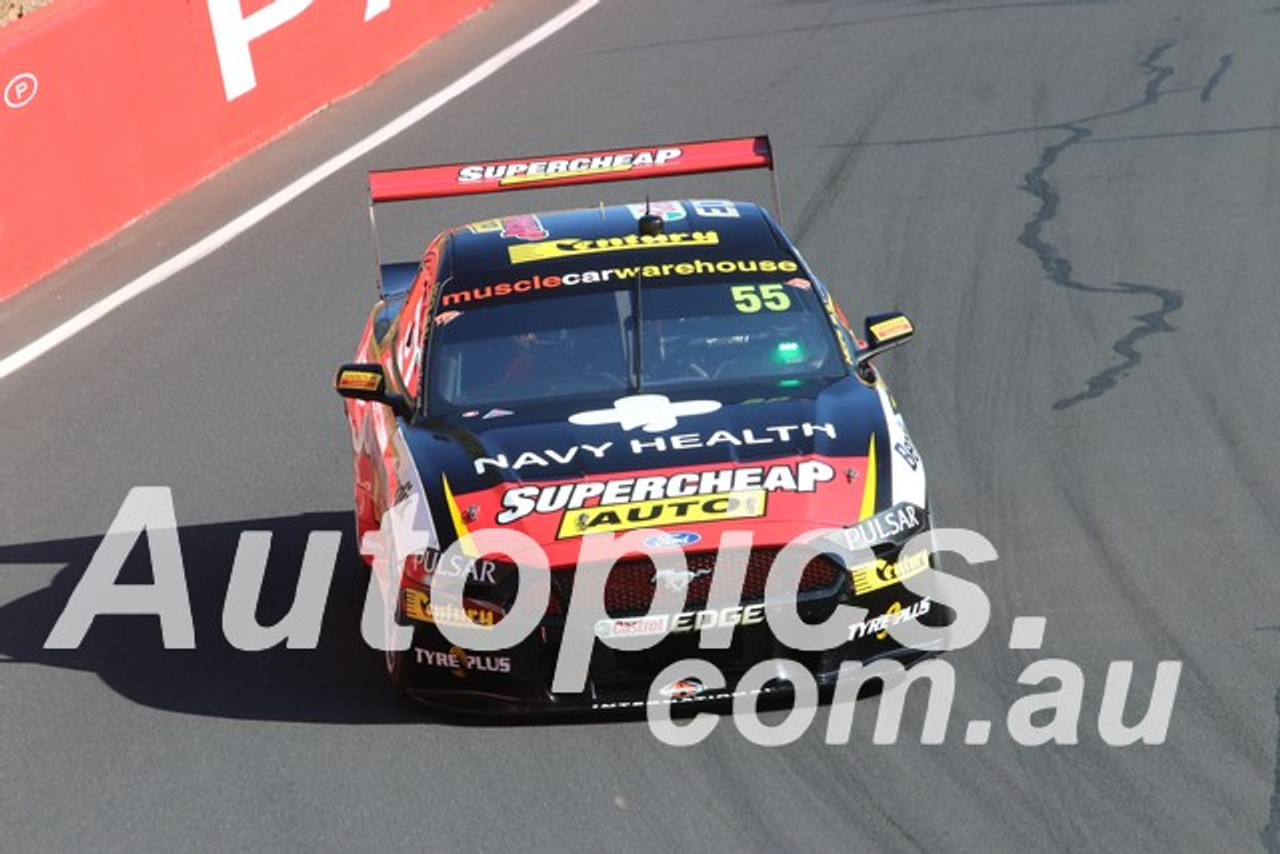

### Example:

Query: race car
xmin=335 ymin=136 xmax=937 ymax=712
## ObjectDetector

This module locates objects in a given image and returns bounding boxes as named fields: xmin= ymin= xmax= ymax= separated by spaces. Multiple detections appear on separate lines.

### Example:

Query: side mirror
xmin=334 ymin=363 xmax=413 ymax=420
xmin=856 ymin=312 xmax=914 ymax=367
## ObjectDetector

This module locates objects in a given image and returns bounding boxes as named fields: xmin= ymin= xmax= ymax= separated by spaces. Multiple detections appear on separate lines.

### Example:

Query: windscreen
xmin=427 ymin=277 xmax=846 ymax=413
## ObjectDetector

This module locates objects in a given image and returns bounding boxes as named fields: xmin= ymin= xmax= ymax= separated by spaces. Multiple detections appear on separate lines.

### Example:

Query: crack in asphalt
xmin=1266 ymin=686 xmax=1280 ymax=853
xmin=593 ymin=0 xmax=1113 ymax=56
xmin=1017 ymin=42 xmax=1187 ymax=410
xmin=1201 ymin=53 xmax=1234 ymax=102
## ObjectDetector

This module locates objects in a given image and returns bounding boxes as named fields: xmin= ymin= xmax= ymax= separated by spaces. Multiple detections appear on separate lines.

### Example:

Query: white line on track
xmin=0 ymin=0 xmax=599 ymax=382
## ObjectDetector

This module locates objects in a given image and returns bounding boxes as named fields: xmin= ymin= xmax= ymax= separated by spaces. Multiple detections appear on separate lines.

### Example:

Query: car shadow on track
xmin=0 ymin=511 xmax=509 ymax=726
xmin=0 ymin=511 xmax=800 ymax=731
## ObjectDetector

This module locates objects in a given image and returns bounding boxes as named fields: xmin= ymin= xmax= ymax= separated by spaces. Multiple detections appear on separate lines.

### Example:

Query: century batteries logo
xmin=401 ymin=589 xmax=502 ymax=628
xmin=508 ymin=231 xmax=720 ymax=265
xmin=457 ymin=147 xmax=683 ymax=187
xmin=849 ymin=548 xmax=931 ymax=597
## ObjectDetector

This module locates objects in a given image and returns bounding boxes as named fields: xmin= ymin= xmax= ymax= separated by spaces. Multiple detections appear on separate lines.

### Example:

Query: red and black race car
xmin=335 ymin=137 xmax=935 ymax=712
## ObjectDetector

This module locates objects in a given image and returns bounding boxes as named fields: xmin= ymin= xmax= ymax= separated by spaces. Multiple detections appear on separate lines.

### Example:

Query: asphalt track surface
xmin=2 ymin=0 xmax=1277 ymax=851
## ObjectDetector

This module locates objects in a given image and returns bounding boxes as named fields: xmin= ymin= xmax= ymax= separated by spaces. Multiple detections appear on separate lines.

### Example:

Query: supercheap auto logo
xmin=495 ymin=460 xmax=836 ymax=538
xmin=556 ymin=491 xmax=766 ymax=538
xmin=456 ymin=147 xmax=683 ymax=187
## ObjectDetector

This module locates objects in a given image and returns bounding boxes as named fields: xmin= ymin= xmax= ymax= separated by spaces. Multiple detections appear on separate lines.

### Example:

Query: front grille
xmin=582 ymin=548 xmax=842 ymax=617
xmin=452 ymin=548 xmax=846 ymax=623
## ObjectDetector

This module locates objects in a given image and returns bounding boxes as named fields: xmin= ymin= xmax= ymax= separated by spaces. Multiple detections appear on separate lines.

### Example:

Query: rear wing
xmin=366 ymin=135 xmax=780 ymax=296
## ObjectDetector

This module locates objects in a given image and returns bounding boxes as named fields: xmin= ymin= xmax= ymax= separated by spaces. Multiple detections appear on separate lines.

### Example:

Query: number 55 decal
xmin=731 ymin=284 xmax=792 ymax=313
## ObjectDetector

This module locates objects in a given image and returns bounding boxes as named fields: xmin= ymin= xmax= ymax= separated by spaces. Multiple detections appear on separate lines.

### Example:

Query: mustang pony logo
xmin=652 ymin=567 xmax=712 ymax=593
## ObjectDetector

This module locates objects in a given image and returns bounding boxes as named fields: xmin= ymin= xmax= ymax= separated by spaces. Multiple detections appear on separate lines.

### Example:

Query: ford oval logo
xmin=644 ymin=531 xmax=702 ymax=549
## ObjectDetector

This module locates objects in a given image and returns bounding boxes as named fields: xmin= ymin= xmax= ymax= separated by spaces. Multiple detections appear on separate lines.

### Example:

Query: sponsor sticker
xmin=401 ymin=588 xmax=503 ymax=627
xmin=847 ymin=597 xmax=932 ymax=642
xmin=497 ymin=460 xmax=835 ymax=526
xmin=556 ymin=490 xmax=766 ymax=538
xmin=337 ymin=370 xmax=382 ymax=393
xmin=432 ymin=553 xmax=500 ymax=585
xmin=569 ymin=394 xmax=721 ymax=434
xmin=627 ymin=201 xmax=687 ymax=222
xmin=842 ymin=503 xmax=924 ymax=549
xmin=894 ymin=438 xmax=920 ymax=470
xmin=413 ymin=645 xmax=512 ymax=678
xmin=467 ymin=216 xmax=548 ymax=241
xmin=439 ymin=258 xmax=801 ymax=307
xmin=457 ymin=147 xmax=684 ymax=187
xmin=595 ymin=603 xmax=767 ymax=639
xmin=466 ymin=219 xmax=504 ymax=234
xmin=849 ymin=549 xmax=931 ymax=597
xmin=500 ymin=214 xmax=549 ymax=241
xmin=473 ymin=422 xmax=836 ymax=473
xmin=893 ymin=414 xmax=921 ymax=471
xmin=821 ymin=293 xmax=855 ymax=366
xmin=870 ymin=315 xmax=913 ymax=342
xmin=508 ymin=231 xmax=720 ymax=265
xmin=597 ymin=614 xmax=669 ymax=639
xmin=691 ymin=199 xmax=739 ymax=218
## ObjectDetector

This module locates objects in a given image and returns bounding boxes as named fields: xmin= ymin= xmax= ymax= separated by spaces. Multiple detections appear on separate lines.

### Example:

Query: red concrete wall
xmin=0 ymin=0 xmax=488 ymax=298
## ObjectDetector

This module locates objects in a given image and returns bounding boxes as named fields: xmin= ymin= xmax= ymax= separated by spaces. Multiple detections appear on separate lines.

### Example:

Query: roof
xmin=443 ymin=200 xmax=795 ymax=289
